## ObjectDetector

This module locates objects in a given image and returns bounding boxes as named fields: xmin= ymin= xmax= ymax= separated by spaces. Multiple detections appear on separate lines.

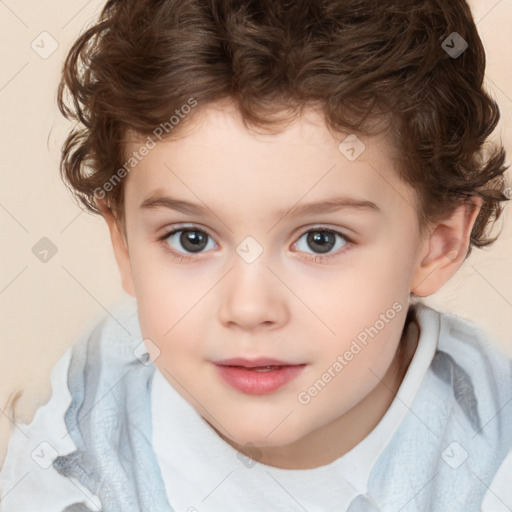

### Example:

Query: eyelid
xmin=295 ymin=224 xmax=354 ymax=240
xmin=157 ymin=223 xmax=215 ymax=241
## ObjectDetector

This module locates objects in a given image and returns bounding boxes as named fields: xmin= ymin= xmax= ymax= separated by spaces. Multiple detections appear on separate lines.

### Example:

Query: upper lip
xmin=214 ymin=357 xmax=304 ymax=368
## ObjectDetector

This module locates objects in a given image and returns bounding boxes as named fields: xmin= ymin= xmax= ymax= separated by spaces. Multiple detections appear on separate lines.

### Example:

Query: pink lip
xmin=213 ymin=358 xmax=306 ymax=395
xmin=214 ymin=357 xmax=299 ymax=368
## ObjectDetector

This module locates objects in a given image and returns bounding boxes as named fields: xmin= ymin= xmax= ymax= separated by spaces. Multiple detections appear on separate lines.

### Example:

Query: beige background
xmin=0 ymin=0 xmax=511 ymax=467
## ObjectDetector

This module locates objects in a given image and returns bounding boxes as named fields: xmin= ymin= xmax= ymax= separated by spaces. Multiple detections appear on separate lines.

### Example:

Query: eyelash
xmin=156 ymin=225 xmax=355 ymax=264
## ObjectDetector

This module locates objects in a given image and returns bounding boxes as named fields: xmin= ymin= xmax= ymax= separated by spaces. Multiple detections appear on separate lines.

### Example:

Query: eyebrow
xmin=140 ymin=193 xmax=381 ymax=218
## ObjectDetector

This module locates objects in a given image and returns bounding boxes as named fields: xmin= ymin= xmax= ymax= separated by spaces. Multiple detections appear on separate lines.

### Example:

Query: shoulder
xmin=420 ymin=303 xmax=512 ymax=418
xmin=369 ymin=303 xmax=512 ymax=509
xmin=415 ymin=302 xmax=512 ymax=391
xmin=416 ymin=303 xmax=512 ymax=510
xmin=0 ymin=298 xmax=141 ymax=511
xmin=411 ymin=303 xmax=512 ymax=454
xmin=481 ymin=448 xmax=512 ymax=511
xmin=0 ymin=348 xmax=100 ymax=511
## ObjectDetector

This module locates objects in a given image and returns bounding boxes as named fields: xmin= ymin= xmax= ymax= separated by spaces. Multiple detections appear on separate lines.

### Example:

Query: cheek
xmin=303 ymin=234 xmax=414 ymax=313
xmin=129 ymin=236 xmax=215 ymax=299
xmin=134 ymin=278 xmax=211 ymax=372
xmin=299 ymin=313 xmax=405 ymax=422
xmin=300 ymin=266 xmax=409 ymax=361
xmin=127 ymin=242 xmax=222 ymax=368
xmin=302 ymin=281 xmax=407 ymax=387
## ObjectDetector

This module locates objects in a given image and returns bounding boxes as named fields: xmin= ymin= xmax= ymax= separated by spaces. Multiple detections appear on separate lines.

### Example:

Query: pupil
xmin=308 ymin=231 xmax=334 ymax=254
xmin=180 ymin=230 xmax=207 ymax=253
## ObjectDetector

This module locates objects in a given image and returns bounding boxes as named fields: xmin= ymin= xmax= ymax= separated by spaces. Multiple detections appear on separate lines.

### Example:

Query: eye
xmin=292 ymin=227 xmax=353 ymax=263
xmin=158 ymin=225 xmax=217 ymax=261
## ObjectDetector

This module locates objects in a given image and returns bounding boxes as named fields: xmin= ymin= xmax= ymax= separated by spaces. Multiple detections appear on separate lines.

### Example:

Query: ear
xmin=411 ymin=196 xmax=483 ymax=297
xmin=96 ymin=200 xmax=136 ymax=297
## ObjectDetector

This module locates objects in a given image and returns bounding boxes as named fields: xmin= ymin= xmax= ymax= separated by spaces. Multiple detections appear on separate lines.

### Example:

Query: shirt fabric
xmin=0 ymin=298 xmax=511 ymax=512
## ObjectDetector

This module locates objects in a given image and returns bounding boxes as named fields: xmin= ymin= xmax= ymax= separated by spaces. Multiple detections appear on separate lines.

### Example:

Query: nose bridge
xmin=217 ymin=239 xmax=287 ymax=329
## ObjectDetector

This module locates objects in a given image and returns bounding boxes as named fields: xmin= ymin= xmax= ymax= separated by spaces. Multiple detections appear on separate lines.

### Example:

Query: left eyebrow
xmin=139 ymin=193 xmax=381 ymax=217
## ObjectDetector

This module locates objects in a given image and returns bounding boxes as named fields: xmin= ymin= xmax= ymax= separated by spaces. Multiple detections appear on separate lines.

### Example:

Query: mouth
xmin=213 ymin=357 xmax=307 ymax=395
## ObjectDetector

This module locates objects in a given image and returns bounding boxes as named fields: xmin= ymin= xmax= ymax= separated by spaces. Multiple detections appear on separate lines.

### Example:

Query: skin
xmin=99 ymin=101 xmax=482 ymax=469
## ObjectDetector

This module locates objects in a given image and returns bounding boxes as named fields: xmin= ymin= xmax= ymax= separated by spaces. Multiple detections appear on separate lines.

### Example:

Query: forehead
xmin=122 ymin=104 xmax=418 ymax=225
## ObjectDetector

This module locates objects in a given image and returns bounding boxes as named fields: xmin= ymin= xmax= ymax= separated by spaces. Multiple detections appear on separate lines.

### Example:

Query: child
xmin=1 ymin=0 xmax=511 ymax=510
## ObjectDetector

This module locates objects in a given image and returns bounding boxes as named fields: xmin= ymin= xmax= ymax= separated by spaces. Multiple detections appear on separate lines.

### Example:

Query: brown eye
xmin=294 ymin=228 xmax=349 ymax=256
xmin=159 ymin=227 xmax=217 ymax=255
xmin=176 ymin=230 xmax=208 ymax=253
xmin=306 ymin=230 xmax=337 ymax=254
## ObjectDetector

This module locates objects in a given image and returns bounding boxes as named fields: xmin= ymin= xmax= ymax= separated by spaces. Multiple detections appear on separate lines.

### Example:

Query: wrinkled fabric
xmin=52 ymin=305 xmax=173 ymax=512
xmin=351 ymin=312 xmax=512 ymax=512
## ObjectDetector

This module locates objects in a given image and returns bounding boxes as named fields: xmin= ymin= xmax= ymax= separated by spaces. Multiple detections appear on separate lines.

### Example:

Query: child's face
xmin=107 ymin=103 xmax=436 ymax=459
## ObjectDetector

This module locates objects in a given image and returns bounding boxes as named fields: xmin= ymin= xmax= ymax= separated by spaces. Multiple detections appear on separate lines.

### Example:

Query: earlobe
xmin=411 ymin=196 xmax=483 ymax=297
xmin=96 ymin=199 xmax=136 ymax=297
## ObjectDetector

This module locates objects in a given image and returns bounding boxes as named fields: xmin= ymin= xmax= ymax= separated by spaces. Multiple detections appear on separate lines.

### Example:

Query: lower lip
xmin=214 ymin=364 xmax=306 ymax=395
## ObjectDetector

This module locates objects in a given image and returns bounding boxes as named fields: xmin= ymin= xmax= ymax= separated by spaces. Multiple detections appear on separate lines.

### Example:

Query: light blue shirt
xmin=1 ymin=300 xmax=511 ymax=511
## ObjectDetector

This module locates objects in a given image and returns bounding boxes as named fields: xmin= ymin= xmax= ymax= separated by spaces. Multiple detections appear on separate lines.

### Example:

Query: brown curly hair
xmin=57 ymin=0 xmax=510 ymax=261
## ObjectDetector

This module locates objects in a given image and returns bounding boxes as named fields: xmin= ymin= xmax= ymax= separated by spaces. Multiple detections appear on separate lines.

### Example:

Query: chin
xmin=219 ymin=418 xmax=309 ymax=450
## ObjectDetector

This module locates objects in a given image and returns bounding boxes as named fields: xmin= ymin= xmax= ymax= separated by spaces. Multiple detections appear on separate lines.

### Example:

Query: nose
xmin=217 ymin=256 xmax=289 ymax=332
